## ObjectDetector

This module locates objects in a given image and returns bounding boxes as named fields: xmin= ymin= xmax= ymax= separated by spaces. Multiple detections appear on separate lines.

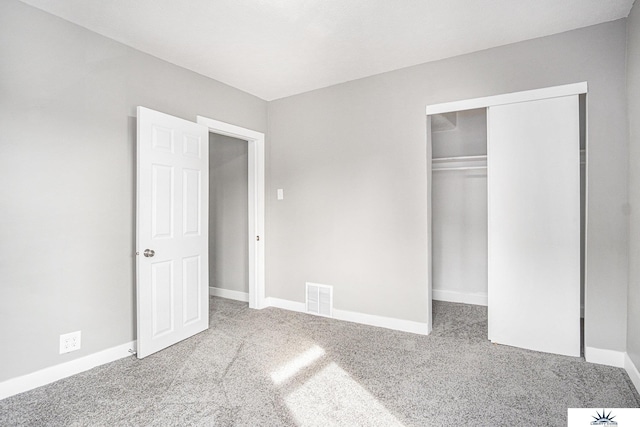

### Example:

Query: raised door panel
xmin=151 ymin=260 xmax=174 ymax=337
xmin=182 ymin=169 xmax=201 ymax=237
xmin=152 ymin=165 xmax=174 ymax=239
xmin=182 ymin=255 xmax=202 ymax=325
xmin=137 ymin=107 xmax=209 ymax=359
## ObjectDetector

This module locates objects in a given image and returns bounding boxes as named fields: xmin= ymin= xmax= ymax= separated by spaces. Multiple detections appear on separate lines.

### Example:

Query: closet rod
xmin=433 ymin=166 xmax=487 ymax=172
xmin=432 ymin=155 xmax=487 ymax=163
xmin=434 ymin=163 xmax=584 ymax=171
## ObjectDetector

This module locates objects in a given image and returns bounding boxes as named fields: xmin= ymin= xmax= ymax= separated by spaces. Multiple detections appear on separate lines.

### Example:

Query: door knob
xmin=143 ymin=249 xmax=155 ymax=258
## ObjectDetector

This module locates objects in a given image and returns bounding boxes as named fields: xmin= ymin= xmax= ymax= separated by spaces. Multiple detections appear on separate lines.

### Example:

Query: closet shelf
xmin=432 ymin=155 xmax=487 ymax=171
xmin=433 ymin=151 xmax=585 ymax=171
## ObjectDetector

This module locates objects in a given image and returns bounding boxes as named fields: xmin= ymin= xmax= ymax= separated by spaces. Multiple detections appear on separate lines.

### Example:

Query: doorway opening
xmin=209 ymin=134 xmax=250 ymax=302
xmin=198 ymin=116 xmax=266 ymax=310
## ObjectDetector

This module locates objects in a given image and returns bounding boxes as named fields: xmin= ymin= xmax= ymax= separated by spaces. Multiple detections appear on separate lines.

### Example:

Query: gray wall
xmin=267 ymin=20 xmax=629 ymax=352
xmin=0 ymin=0 xmax=266 ymax=382
xmin=209 ymin=134 xmax=249 ymax=293
xmin=432 ymin=109 xmax=488 ymax=299
xmin=627 ymin=0 xmax=640 ymax=370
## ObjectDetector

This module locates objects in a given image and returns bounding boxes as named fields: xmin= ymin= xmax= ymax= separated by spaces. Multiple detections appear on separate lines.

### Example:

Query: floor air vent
xmin=306 ymin=282 xmax=333 ymax=317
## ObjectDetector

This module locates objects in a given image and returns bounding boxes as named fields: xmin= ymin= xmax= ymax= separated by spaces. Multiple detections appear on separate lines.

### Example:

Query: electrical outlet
xmin=59 ymin=331 xmax=81 ymax=354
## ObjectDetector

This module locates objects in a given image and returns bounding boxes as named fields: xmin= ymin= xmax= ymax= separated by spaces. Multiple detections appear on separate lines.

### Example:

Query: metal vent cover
xmin=306 ymin=282 xmax=333 ymax=317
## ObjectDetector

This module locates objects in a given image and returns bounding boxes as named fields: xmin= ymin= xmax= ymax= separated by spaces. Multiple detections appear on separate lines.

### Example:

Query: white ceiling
xmin=20 ymin=0 xmax=635 ymax=101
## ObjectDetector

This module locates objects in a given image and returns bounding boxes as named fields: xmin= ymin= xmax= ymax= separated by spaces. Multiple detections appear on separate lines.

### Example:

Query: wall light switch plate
xmin=60 ymin=331 xmax=81 ymax=354
xmin=277 ymin=189 xmax=284 ymax=200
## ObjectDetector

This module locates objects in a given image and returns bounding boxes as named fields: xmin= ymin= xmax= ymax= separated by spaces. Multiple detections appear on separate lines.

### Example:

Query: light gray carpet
xmin=1 ymin=297 xmax=638 ymax=426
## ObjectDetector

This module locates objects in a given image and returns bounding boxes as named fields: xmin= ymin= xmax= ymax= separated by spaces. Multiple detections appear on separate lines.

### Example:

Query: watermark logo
xmin=568 ymin=408 xmax=639 ymax=426
xmin=590 ymin=409 xmax=618 ymax=425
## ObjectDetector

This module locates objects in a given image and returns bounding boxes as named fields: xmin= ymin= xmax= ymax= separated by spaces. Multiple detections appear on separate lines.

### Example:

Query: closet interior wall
xmin=431 ymin=108 xmax=488 ymax=305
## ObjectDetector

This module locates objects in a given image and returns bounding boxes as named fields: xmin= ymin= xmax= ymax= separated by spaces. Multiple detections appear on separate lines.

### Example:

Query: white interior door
xmin=487 ymin=95 xmax=580 ymax=357
xmin=136 ymin=106 xmax=209 ymax=359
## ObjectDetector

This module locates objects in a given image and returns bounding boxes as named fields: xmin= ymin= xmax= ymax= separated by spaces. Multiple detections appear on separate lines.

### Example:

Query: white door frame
xmin=425 ymin=81 xmax=588 ymax=339
xmin=425 ymin=82 xmax=588 ymax=115
xmin=196 ymin=116 xmax=266 ymax=309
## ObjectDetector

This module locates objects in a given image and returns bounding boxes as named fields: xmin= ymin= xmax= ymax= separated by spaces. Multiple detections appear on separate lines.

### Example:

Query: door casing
xmin=197 ymin=116 xmax=266 ymax=309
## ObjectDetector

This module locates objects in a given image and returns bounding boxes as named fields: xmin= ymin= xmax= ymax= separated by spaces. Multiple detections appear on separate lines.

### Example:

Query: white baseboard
xmin=0 ymin=340 xmax=136 ymax=400
xmin=332 ymin=308 xmax=430 ymax=335
xmin=264 ymin=297 xmax=430 ymax=335
xmin=432 ymin=289 xmax=488 ymax=306
xmin=585 ymin=346 xmax=626 ymax=368
xmin=209 ymin=287 xmax=249 ymax=302
xmin=625 ymin=353 xmax=640 ymax=394
xmin=264 ymin=296 xmax=306 ymax=313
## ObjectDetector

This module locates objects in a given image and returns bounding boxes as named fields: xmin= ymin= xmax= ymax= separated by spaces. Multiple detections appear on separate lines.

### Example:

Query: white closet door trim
xmin=426 ymin=116 xmax=434 ymax=335
xmin=426 ymin=82 xmax=587 ymax=115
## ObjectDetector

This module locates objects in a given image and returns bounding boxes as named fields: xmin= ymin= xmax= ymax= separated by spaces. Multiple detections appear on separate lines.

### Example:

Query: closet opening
xmin=427 ymin=84 xmax=587 ymax=357
xmin=431 ymin=108 xmax=488 ymax=308
xmin=209 ymin=133 xmax=250 ymax=303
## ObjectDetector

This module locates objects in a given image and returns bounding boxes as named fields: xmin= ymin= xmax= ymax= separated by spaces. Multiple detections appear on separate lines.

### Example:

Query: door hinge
xmin=256 ymin=236 xmax=260 ymax=241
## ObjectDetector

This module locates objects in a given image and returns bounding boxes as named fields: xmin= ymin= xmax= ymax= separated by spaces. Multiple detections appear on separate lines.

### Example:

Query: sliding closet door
xmin=488 ymin=95 xmax=580 ymax=357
